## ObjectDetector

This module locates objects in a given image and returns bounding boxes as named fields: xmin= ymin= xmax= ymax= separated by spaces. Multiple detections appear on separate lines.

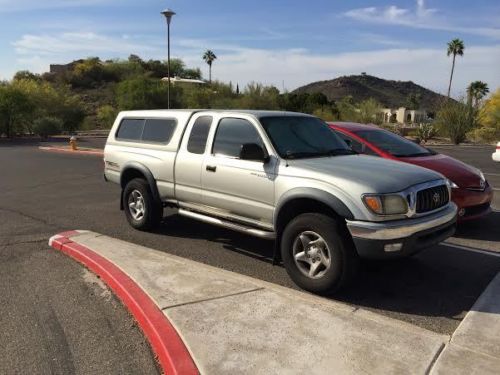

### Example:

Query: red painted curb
xmin=39 ymin=146 xmax=104 ymax=156
xmin=49 ymin=232 xmax=199 ymax=375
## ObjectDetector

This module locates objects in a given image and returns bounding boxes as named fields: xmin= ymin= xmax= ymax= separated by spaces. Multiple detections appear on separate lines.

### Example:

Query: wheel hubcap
xmin=292 ymin=231 xmax=332 ymax=279
xmin=128 ymin=190 xmax=145 ymax=221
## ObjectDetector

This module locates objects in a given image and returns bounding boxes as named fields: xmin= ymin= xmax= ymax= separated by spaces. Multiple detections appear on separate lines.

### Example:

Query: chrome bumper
xmin=346 ymin=203 xmax=457 ymax=240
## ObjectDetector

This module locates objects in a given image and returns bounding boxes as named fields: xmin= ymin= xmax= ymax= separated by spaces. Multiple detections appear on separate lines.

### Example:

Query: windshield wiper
xmin=393 ymin=152 xmax=431 ymax=157
xmin=284 ymin=149 xmax=356 ymax=159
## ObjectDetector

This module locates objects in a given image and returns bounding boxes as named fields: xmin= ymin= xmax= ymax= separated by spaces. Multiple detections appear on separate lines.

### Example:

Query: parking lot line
xmin=484 ymin=173 xmax=500 ymax=177
xmin=443 ymin=242 xmax=500 ymax=258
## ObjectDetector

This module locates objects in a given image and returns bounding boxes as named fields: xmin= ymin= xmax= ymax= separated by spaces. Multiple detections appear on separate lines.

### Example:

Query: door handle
xmin=206 ymin=165 xmax=217 ymax=172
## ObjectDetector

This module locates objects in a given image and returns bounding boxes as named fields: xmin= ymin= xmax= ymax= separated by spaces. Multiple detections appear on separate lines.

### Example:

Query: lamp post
xmin=161 ymin=8 xmax=176 ymax=109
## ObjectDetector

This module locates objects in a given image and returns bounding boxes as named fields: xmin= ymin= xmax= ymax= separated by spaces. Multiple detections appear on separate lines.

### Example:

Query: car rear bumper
xmin=346 ymin=203 xmax=457 ymax=258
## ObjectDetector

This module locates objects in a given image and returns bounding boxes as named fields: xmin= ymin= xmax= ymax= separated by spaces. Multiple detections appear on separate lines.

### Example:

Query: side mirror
xmin=344 ymin=139 xmax=352 ymax=148
xmin=240 ymin=143 xmax=269 ymax=162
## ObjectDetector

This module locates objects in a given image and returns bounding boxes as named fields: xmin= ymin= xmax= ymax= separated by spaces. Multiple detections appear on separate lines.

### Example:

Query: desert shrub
xmin=467 ymin=127 xmax=499 ymax=143
xmin=33 ymin=117 xmax=62 ymax=138
xmin=357 ymin=98 xmax=382 ymax=124
xmin=312 ymin=107 xmax=338 ymax=121
xmin=434 ymin=99 xmax=474 ymax=144
xmin=416 ymin=123 xmax=437 ymax=142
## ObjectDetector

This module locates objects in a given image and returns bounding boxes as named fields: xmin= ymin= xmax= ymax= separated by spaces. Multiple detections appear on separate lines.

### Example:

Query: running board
xmin=178 ymin=209 xmax=276 ymax=240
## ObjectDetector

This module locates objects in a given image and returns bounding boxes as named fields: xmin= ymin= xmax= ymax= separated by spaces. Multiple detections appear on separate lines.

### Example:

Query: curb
xmin=48 ymin=231 xmax=199 ymax=375
xmin=39 ymin=146 xmax=104 ymax=156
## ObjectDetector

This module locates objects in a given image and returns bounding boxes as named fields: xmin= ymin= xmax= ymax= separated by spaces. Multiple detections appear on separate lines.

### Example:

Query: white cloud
xmin=178 ymin=41 xmax=500 ymax=98
xmin=344 ymin=0 xmax=500 ymax=40
xmin=13 ymin=32 xmax=159 ymax=58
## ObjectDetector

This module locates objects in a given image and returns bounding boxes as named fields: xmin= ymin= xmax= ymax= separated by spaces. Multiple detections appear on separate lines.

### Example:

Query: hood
xmin=399 ymin=153 xmax=484 ymax=189
xmin=284 ymin=155 xmax=444 ymax=194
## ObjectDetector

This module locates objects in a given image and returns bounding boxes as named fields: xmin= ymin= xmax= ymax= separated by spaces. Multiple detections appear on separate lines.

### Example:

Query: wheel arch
xmin=272 ymin=188 xmax=354 ymax=264
xmin=120 ymin=162 xmax=161 ymax=210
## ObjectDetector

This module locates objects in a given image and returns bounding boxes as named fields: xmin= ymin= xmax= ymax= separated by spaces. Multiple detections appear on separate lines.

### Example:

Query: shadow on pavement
xmin=156 ymin=213 xmax=500 ymax=332
xmin=454 ymin=211 xmax=500 ymax=242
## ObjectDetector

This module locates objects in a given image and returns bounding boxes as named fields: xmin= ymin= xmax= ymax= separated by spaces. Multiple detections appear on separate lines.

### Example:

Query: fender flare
xmin=120 ymin=162 xmax=161 ymax=210
xmin=274 ymin=187 xmax=354 ymax=227
xmin=272 ymin=188 xmax=354 ymax=265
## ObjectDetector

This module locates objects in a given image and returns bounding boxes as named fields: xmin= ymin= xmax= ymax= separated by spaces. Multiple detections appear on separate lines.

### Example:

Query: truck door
xmin=174 ymin=114 xmax=213 ymax=204
xmin=201 ymin=116 xmax=276 ymax=225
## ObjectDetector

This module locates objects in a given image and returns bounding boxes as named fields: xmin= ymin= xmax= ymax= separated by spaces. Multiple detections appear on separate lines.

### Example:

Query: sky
xmin=0 ymin=0 xmax=499 ymax=97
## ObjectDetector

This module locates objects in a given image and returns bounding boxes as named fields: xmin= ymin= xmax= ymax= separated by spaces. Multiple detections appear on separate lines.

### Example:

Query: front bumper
xmin=452 ymin=184 xmax=493 ymax=222
xmin=346 ymin=203 xmax=457 ymax=258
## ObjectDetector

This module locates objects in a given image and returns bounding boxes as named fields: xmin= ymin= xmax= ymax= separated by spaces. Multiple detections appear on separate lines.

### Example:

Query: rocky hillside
xmin=293 ymin=74 xmax=448 ymax=111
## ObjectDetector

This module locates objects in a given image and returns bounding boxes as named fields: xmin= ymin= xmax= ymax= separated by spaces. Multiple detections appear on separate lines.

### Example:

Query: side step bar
xmin=178 ymin=209 xmax=276 ymax=240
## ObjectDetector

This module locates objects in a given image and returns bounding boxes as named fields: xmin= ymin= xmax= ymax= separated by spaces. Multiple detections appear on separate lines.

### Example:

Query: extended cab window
xmin=187 ymin=116 xmax=212 ymax=154
xmin=213 ymin=118 xmax=263 ymax=158
xmin=116 ymin=118 xmax=176 ymax=144
xmin=116 ymin=119 xmax=144 ymax=141
xmin=142 ymin=119 xmax=176 ymax=143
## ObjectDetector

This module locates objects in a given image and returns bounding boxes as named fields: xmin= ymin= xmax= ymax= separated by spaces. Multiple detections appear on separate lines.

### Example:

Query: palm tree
xmin=202 ymin=50 xmax=217 ymax=83
xmin=467 ymin=81 xmax=490 ymax=108
xmin=446 ymin=39 xmax=465 ymax=97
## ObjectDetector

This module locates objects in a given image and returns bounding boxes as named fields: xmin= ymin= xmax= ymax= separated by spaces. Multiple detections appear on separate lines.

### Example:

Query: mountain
xmin=293 ymin=74 xmax=448 ymax=111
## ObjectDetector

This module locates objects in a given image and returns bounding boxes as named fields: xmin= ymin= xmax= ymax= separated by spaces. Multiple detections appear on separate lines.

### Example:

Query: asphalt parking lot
xmin=1 ymin=141 xmax=499 ymax=371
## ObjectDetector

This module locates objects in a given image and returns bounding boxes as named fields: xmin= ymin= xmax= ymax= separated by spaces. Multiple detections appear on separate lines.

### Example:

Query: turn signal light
xmin=364 ymin=196 xmax=382 ymax=214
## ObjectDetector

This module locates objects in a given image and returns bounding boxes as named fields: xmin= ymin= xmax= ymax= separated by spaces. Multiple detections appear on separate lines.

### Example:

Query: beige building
xmin=381 ymin=107 xmax=427 ymax=124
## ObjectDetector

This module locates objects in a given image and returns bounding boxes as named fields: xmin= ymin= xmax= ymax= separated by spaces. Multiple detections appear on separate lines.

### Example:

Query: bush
xmin=33 ymin=117 xmax=62 ymax=138
xmin=416 ymin=123 xmax=437 ymax=143
xmin=435 ymin=99 xmax=475 ymax=145
xmin=467 ymin=127 xmax=499 ymax=143
xmin=97 ymin=105 xmax=118 ymax=128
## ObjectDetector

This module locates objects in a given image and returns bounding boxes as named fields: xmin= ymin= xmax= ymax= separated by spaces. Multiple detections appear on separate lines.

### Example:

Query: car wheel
xmin=123 ymin=178 xmax=162 ymax=231
xmin=281 ymin=213 xmax=358 ymax=294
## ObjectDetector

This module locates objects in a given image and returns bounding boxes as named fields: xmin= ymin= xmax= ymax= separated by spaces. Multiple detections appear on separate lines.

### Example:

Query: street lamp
xmin=161 ymin=8 xmax=176 ymax=109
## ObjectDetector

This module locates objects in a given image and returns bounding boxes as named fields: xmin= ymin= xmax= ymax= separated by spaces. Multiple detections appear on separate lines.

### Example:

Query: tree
xmin=13 ymin=70 xmax=41 ymax=82
xmin=405 ymin=93 xmax=421 ymax=109
xmin=33 ymin=117 xmax=62 ymax=138
xmin=0 ymin=85 xmax=34 ymax=137
xmin=467 ymin=81 xmax=489 ymax=108
xmin=202 ymin=50 xmax=217 ymax=83
xmin=97 ymin=105 xmax=118 ymax=128
xmin=446 ymin=39 xmax=465 ymax=98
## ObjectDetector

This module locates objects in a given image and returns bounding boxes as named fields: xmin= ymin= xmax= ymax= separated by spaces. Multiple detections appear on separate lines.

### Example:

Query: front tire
xmin=123 ymin=178 xmax=162 ymax=231
xmin=281 ymin=213 xmax=358 ymax=294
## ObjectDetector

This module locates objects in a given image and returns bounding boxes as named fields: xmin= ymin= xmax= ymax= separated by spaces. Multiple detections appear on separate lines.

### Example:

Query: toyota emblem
xmin=433 ymin=192 xmax=440 ymax=204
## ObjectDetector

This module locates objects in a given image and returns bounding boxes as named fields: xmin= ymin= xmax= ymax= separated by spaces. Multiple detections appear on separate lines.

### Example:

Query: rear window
xmin=116 ymin=119 xmax=144 ymax=141
xmin=116 ymin=118 xmax=177 ymax=144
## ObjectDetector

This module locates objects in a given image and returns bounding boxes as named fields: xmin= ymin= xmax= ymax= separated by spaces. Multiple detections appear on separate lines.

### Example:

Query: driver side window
xmin=212 ymin=118 xmax=264 ymax=158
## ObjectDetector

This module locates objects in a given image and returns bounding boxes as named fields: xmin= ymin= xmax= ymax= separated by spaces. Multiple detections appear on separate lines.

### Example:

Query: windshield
xmin=260 ymin=116 xmax=353 ymax=159
xmin=354 ymin=129 xmax=433 ymax=157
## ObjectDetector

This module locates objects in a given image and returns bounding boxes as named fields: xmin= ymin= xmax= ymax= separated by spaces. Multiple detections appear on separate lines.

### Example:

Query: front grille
xmin=416 ymin=185 xmax=449 ymax=213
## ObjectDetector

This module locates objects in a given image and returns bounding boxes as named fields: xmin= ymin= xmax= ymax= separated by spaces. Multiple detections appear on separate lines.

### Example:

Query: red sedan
xmin=329 ymin=122 xmax=493 ymax=222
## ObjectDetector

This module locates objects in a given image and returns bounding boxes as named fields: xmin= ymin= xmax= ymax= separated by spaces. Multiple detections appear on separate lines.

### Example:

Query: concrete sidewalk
xmin=49 ymin=231 xmax=500 ymax=374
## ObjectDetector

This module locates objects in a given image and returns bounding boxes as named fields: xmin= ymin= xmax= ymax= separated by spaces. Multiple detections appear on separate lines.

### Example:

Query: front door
xmin=201 ymin=116 xmax=276 ymax=226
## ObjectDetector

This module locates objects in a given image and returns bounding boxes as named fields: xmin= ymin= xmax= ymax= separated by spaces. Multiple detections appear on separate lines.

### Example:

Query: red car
xmin=329 ymin=122 xmax=493 ymax=222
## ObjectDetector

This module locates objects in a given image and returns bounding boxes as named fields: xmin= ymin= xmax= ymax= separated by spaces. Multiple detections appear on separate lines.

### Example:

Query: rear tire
xmin=123 ymin=178 xmax=162 ymax=231
xmin=281 ymin=213 xmax=358 ymax=294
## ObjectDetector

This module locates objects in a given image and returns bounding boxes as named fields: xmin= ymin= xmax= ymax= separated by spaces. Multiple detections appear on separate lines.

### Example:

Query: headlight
xmin=362 ymin=194 xmax=408 ymax=215
xmin=446 ymin=179 xmax=459 ymax=189
xmin=478 ymin=170 xmax=486 ymax=183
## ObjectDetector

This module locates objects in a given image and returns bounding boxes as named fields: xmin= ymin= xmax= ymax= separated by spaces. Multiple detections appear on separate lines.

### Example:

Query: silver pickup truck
xmin=104 ymin=110 xmax=457 ymax=294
